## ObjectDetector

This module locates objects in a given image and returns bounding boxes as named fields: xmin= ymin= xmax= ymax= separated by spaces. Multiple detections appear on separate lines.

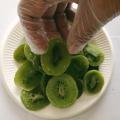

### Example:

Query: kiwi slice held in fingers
xmin=14 ymin=61 xmax=42 ymax=91
xmin=14 ymin=44 xmax=26 ymax=63
xmin=66 ymin=55 xmax=89 ymax=80
xmin=41 ymin=38 xmax=71 ymax=76
xmin=46 ymin=74 xmax=78 ymax=108
xmin=83 ymin=43 xmax=104 ymax=66
xmin=84 ymin=70 xmax=104 ymax=94
xmin=21 ymin=87 xmax=49 ymax=111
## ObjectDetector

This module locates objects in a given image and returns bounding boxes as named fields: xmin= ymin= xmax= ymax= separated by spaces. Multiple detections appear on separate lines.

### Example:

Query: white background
xmin=0 ymin=0 xmax=120 ymax=120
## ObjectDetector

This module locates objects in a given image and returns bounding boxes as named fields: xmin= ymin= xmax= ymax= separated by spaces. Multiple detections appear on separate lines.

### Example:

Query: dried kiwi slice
xmin=24 ymin=44 xmax=35 ymax=62
xmin=79 ymin=51 xmax=84 ymax=55
xmin=66 ymin=55 xmax=89 ymax=80
xmin=39 ymin=74 xmax=51 ymax=95
xmin=14 ymin=44 xmax=26 ymax=63
xmin=76 ymin=80 xmax=84 ymax=98
xmin=84 ymin=70 xmax=104 ymax=94
xmin=46 ymin=74 xmax=78 ymax=108
xmin=83 ymin=43 xmax=104 ymax=66
xmin=14 ymin=61 xmax=42 ymax=91
xmin=21 ymin=87 xmax=49 ymax=111
xmin=32 ymin=55 xmax=44 ymax=72
xmin=24 ymin=44 xmax=43 ymax=72
xmin=41 ymin=38 xmax=71 ymax=76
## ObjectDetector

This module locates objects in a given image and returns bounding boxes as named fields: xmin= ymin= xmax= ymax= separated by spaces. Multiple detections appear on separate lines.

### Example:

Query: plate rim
xmin=0 ymin=20 xmax=114 ymax=120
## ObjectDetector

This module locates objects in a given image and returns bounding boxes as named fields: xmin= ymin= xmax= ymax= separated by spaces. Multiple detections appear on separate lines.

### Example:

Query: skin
xmin=18 ymin=0 xmax=120 ymax=54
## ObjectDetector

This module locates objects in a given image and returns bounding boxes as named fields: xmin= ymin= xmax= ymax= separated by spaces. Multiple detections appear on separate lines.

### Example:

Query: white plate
xmin=0 ymin=22 xmax=113 ymax=119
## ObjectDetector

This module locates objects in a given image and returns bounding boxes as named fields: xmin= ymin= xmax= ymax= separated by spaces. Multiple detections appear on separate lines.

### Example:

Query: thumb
xmin=67 ymin=0 xmax=120 ymax=54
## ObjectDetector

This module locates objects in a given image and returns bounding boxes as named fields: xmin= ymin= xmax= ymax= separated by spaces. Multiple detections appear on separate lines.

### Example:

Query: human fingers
xmin=18 ymin=0 xmax=72 ymax=54
xmin=54 ymin=2 xmax=69 ymax=40
xmin=67 ymin=0 xmax=120 ymax=54
xmin=54 ymin=1 xmax=79 ymax=40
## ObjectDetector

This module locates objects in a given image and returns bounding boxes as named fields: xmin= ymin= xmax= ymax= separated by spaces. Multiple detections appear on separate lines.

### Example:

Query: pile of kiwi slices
xmin=13 ymin=38 xmax=105 ymax=111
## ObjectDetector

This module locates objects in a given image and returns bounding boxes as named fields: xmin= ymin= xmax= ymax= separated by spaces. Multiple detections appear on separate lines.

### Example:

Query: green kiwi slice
xmin=76 ymin=80 xmax=84 ymax=98
xmin=41 ymin=38 xmax=71 ymax=76
xmin=14 ymin=61 xmax=42 ymax=91
xmin=66 ymin=55 xmax=89 ymax=80
xmin=84 ymin=70 xmax=104 ymax=94
xmin=39 ymin=74 xmax=51 ymax=95
xmin=83 ymin=43 xmax=104 ymax=66
xmin=24 ymin=44 xmax=43 ymax=72
xmin=46 ymin=74 xmax=78 ymax=108
xmin=14 ymin=44 xmax=26 ymax=63
xmin=24 ymin=44 xmax=35 ymax=62
xmin=32 ymin=55 xmax=44 ymax=72
xmin=21 ymin=87 xmax=49 ymax=111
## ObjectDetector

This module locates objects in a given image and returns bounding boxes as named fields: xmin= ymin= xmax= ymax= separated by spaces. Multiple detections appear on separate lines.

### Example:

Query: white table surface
xmin=0 ymin=0 xmax=120 ymax=120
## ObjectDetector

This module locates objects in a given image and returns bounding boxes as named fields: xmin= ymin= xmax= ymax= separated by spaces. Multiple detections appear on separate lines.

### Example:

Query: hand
xmin=18 ymin=0 xmax=78 ymax=54
xmin=68 ymin=0 xmax=120 ymax=54
xmin=18 ymin=0 xmax=120 ymax=54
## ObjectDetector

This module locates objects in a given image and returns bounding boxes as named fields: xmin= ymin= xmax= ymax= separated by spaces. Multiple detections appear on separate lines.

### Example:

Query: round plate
xmin=0 ymin=22 xmax=113 ymax=119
